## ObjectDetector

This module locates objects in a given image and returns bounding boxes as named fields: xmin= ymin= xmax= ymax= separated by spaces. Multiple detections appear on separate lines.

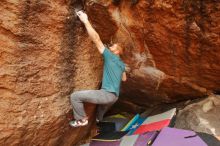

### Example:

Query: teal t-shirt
xmin=101 ymin=47 xmax=125 ymax=97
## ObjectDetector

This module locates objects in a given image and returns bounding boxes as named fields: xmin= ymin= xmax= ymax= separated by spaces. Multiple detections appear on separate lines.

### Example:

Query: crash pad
xmin=133 ymin=108 xmax=176 ymax=134
xmin=134 ymin=119 xmax=170 ymax=134
xmin=121 ymin=114 xmax=140 ymax=131
xmin=120 ymin=131 xmax=158 ymax=146
xmin=152 ymin=127 xmax=207 ymax=146
xmin=108 ymin=114 xmax=127 ymax=119
xmin=97 ymin=121 xmax=116 ymax=133
xmin=126 ymin=116 xmax=145 ymax=135
xmin=90 ymin=131 xmax=158 ymax=146
xmin=142 ymin=108 xmax=176 ymax=125
xmin=196 ymin=132 xmax=220 ymax=146
xmin=90 ymin=140 xmax=121 ymax=146
xmin=103 ymin=115 xmax=129 ymax=131
xmin=92 ymin=131 xmax=128 ymax=141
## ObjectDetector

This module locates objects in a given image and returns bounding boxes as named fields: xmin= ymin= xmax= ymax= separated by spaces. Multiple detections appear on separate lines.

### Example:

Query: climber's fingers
xmin=76 ymin=10 xmax=84 ymax=17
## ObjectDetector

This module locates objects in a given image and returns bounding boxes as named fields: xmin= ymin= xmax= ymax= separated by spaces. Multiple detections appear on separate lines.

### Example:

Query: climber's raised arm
xmin=76 ymin=11 xmax=105 ymax=54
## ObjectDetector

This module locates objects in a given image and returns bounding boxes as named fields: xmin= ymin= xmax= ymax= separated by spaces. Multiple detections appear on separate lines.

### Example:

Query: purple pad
xmin=119 ymin=131 xmax=158 ymax=146
xmin=134 ymin=131 xmax=158 ymax=146
xmin=90 ymin=140 xmax=120 ymax=146
xmin=152 ymin=127 xmax=207 ymax=146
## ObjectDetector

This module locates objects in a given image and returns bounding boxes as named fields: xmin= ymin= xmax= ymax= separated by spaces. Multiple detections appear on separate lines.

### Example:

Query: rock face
xmin=175 ymin=95 xmax=220 ymax=137
xmin=0 ymin=0 xmax=220 ymax=145
xmin=0 ymin=0 xmax=108 ymax=145
xmin=107 ymin=0 xmax=220 ymax=106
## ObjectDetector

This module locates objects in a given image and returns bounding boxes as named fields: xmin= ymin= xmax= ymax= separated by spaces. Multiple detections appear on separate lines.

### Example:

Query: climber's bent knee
xmin=70 ymin=91 xmax=81 ymax=101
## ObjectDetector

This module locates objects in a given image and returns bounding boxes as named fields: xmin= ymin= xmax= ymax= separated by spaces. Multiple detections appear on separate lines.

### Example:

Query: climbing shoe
xmin=69 ymin=119 xmax=88 ymax=127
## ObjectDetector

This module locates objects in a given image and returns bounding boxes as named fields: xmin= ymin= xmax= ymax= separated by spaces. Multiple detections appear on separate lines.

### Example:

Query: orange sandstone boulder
xmin=0 ymin=0 xmax=220 ymax=145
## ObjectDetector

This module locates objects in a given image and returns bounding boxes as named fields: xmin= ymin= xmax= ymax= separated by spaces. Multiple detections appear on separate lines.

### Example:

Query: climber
xmin=69 ymin=10 xmax=127 ymax=127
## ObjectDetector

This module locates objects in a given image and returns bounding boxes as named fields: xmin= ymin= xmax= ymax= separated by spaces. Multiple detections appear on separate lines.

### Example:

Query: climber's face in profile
xmin=109 ymin=43 xmax=123 ymax=56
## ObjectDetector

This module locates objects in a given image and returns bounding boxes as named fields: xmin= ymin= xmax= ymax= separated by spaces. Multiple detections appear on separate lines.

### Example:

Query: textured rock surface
xmin=1 ymin=0 xmax=220 ymax=145
xmin=175 ymin=94 xmax=220 ymax=137
xmin=0 ymin=0 xmax=113 ymax=145
xmin=107 ymin=0 xmax=220 ymax=106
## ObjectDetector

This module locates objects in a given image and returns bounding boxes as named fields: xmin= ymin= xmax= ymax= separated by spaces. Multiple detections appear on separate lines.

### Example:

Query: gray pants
xmin=70 ymin=89 xmax=118 ymax=121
